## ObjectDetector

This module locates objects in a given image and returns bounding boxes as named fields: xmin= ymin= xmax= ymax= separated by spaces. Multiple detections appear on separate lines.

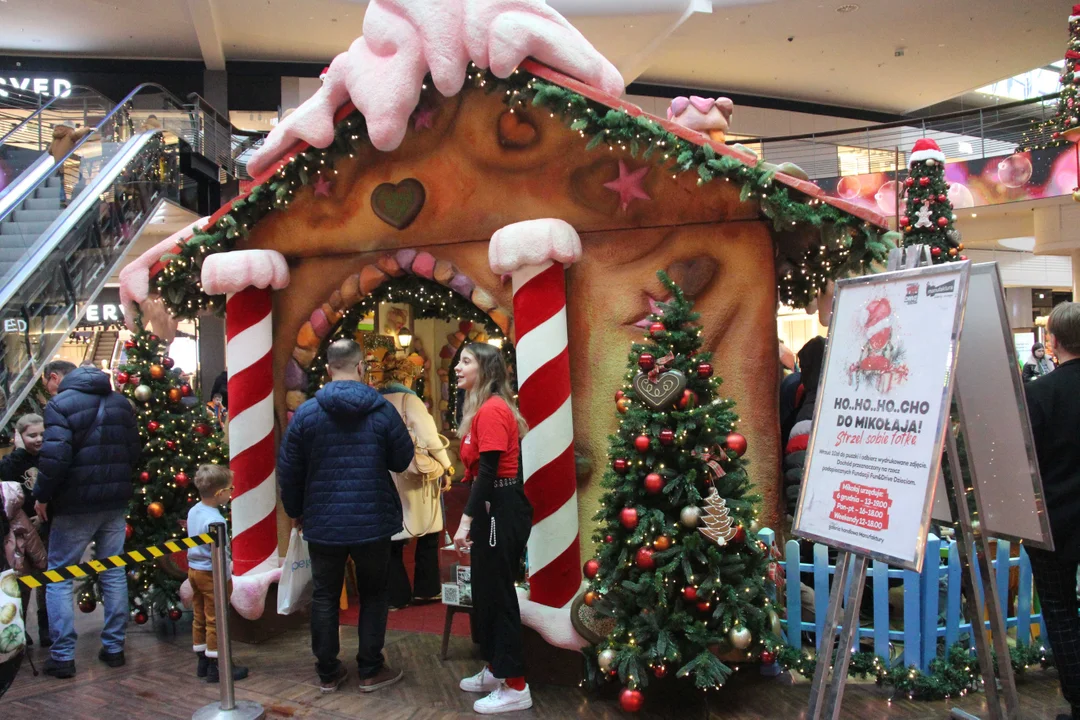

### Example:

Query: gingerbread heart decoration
xmin=371 ymin=178 xmax=426 ymax=230
xmin=633 ymin=369 xmax=687 ymax=410
xmin=498 ymin=111 xmax=538 ymax=148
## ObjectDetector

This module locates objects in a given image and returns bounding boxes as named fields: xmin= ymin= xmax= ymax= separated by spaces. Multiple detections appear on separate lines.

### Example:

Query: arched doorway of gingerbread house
xmin=298 ymin=273 xmax=514 ymax=636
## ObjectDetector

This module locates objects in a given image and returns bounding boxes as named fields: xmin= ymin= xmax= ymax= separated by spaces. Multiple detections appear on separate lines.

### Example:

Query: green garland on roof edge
xmin=154 ymin=66 xmax=892 ymax=320
xmin=776 ymin=640 xmax=1051 ymax=702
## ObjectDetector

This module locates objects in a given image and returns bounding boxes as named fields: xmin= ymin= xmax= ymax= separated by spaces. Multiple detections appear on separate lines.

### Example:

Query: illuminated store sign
xmin=0 ymin=77 xmax=72 ymax=98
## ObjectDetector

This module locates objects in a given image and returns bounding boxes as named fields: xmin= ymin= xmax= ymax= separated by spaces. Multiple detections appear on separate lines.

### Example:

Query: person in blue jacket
xmin=277 ymin=339 xmax=414 ymax=695
xmin=32 ymin=361 xmax=140 ymax=679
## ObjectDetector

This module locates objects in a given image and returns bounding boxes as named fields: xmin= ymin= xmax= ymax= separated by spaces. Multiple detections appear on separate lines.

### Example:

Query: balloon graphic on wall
xmin=874 ymin=180 xmax=901 ymax=215
xmin=836 ymin=175 xmax=862 ymax=199
xmin=997 ymin=153 xmax=1033 ymax=188
xmin=948 ymin=182 xmax=975 ymax=209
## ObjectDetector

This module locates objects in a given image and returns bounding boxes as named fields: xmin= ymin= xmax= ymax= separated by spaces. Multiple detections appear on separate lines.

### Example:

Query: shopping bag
xmin=277 ymin=528 xmax=313 ymax=615
xmin=0 ymin=571 xmax=25 ymax=662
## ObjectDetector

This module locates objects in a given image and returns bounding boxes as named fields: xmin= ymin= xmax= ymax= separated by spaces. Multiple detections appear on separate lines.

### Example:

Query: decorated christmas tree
xmin=76 ymin=319 xmax=227 ymax=623
xmin=584 ymin=272 xmax=781 ymax=713
xmin=901 ymin=138 xmax=965 ymax=264
xmin=1054 ymin=6 xmax=1080 ymax=143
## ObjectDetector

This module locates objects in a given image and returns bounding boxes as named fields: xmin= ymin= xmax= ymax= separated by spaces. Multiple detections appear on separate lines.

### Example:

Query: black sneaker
xmin=197 ymin=651 xmax=210 ymax=678
xmin=44 ymin=657 xmax=76 ymax=679
xmin=206 ymin=659 xmax=249 ymax=683
xmin=98 ymin=648 xmax=125 ymax=668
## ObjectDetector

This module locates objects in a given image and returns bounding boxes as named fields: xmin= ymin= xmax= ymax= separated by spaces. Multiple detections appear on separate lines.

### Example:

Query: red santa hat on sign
xmin=864 ymin=298 xmax=893 ymax=351
xmin=908 ymin=138 xmax=945 ymax=168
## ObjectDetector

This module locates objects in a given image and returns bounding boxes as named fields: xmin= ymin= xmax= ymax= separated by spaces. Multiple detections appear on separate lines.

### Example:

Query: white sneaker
xmin=460 ymin=666 xmax=501 ymax=693
xmin=473 ymin=683 xmax=533 ymax=714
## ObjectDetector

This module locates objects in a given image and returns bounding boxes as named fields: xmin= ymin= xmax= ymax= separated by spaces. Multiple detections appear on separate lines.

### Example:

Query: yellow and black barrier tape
xmin=16 ymin=533 xmax=214 ymax=588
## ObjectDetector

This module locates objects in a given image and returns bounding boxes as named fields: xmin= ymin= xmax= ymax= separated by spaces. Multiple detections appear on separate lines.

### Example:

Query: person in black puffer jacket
xmin=277 ymin=339 xmax=414 ymax=694
xmin=32 ymin=361 xmax=140 ymax=679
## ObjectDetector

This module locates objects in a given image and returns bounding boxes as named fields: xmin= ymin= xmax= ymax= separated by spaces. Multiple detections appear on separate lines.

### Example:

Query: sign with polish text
xmin=792 ymin=262 xmax=970 ymax=571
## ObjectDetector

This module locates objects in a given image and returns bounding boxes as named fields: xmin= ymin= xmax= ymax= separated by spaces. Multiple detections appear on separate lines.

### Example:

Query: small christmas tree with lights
xmin=76 ymin=318 xmax=227 ymax=623
xmin=1055 ymin=6 xmax=1080 ymax=143
xmin=583 ymin=272 xmax=781 ymax=713
xmin=901 ymin=138 xmax=965 ymax=264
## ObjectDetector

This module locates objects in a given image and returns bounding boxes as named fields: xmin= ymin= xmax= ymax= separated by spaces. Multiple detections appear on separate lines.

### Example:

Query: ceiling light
xmin=835 ymin=4 xmax=859 ymax=13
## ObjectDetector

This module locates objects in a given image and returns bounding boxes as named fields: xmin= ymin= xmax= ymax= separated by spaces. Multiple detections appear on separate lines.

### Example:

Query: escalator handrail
xmin=0 ymin=130 xmax=165 ymax=310
xmin=0 ymin=82 xmax=194 ymax=227
xmin=0 ymin=85 xmax=112 ymax=148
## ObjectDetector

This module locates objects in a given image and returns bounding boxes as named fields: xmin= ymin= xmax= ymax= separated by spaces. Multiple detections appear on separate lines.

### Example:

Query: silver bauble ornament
xmin=680 ymin=505 xmax=702 ymax=528
xmin=134 ymin=384 xmax=152 ymax=402
xmin=925 ymin=158 xmax=936 ymax=167
xmin=729 ymin=626 xmax=753 ymax=650
xmin=598 ymin=648 xmax=617 ymax=672
xmin=769 ymin=611 xmax=783 ymax=638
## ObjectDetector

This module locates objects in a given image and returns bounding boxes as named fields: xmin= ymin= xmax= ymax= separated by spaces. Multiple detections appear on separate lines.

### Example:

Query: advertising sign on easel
xmin=793 ymin=261 xmax=969 ymax=571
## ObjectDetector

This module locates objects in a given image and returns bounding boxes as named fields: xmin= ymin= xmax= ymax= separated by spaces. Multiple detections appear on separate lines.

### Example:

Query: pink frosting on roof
xmin=248 ymin=0 xmax=624 ymax=177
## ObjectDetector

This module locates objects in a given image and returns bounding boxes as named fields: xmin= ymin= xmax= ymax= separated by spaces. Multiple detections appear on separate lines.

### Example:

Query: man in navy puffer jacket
xmin=32 ymin=361 xmax=140 ymax=679
xmin=278 ymin=339 xmax=414 ymax=694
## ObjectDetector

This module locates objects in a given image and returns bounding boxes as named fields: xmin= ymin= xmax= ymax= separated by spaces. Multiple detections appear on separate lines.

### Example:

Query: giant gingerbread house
xmin=119 ymin=0 xmax=889 ymax=632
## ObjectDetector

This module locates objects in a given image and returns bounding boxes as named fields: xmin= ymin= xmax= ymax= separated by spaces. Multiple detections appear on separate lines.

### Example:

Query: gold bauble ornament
xmin=1073 ymin=188 xmax=1080 ymax=203
xmin=653 ymin=535 xmax=672 ymax=551
xmin=147 ymin=502 xmax=165 ymax=519
xmin=150 ymin=364 xmax=165 ymax=380
xmin=133 ymin=384 xmax=152 ymax=402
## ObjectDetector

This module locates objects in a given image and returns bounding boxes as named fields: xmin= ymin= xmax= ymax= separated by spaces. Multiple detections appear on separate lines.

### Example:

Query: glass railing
xmin=0 ymin=131 xmax=180 ymax=425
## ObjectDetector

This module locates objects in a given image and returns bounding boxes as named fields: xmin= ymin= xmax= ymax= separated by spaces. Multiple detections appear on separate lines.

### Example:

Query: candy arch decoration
xmin=283 ymin=248 xmax=513 ymax=420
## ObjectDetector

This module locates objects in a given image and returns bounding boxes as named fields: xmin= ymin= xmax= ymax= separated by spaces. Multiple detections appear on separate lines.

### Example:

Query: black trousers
xmin=471 ymin=485 xmax=532 ymax=679
xmin=309 ymin=538 xmax=391 ymax=682
xmin=1028 ymin=547 xmax=1080 ymax=713
xmin=388 ymin=533 xmax=442 ymax=607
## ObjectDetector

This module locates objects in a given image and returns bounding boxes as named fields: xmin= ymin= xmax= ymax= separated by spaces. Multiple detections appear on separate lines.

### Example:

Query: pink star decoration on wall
xmin=313 ymin=175 xmax=332 ymax=197
xmin=603 ymin=160 xmax=650 ymax=212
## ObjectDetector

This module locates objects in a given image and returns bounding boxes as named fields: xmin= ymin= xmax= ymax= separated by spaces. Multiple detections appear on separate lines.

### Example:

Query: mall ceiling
xmin=0 ymin=0 xmax=1069 ymax=113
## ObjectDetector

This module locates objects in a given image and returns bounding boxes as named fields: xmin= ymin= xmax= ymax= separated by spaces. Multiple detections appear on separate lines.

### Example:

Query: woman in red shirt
xmin=452 ymin=343 xmax=533 ymax=714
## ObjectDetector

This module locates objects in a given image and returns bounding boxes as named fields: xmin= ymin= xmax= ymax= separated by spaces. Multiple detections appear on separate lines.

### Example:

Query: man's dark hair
xmin=1048 ymin=302 xmax=1080 ymax=356
xmin=42 ymin=360 xmax=77 ymax=381
xmin=326 ymin=339 xmax=363 ymax=372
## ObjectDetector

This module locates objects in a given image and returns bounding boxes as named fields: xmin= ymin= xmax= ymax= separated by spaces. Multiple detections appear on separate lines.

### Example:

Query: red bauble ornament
xmin=116 ymin=371 xmax=129 ymax=385
xmin=615 ymin=390 xmax=625 ymax=402
xmin=181 ymin=384 xmax=192 ymax=397
xmin=168 ymin=388 xmax=182 ymax=403
xmin=124 ymin=340 xmax=136 ymax=350
xmin=732 ymin=525 xmax=747 ymax=543
xmin=149 ymin=334 xmax=159 ymax=343
xmin=604 ymin=535 xmax=614 ymax=544
xmin=584 ymin=559 xmax=600 ymax=579
xmin=682 ymin=586 xmax=698 ymax=602
xmin=638 ymin=353 xmax=655 ymax=372
xmin=960 ymin=255 xmax=968 ymax=261
xmin=761 ymin=650 xmax=777 ymax=664
xmin=616 ymin=398 xmax=631 ymax=414
xmin=937 ymin=216 xmax=949 ymax=227
xmin=697 ymin=363 xmax=713 ymax=379
xmin=635 ymin=547 xmax=655 ymax=570
xmin=168 ymin=608 xmax=183 ymax=621
xmin=725 ymin=432 xmax=748 ymax=458
xmin=620 ymin=507 xmax=639 ymax=530
xmin=903 ymin=177 xmax=914 ymax=187
xmin=125 ymin=523 xmax=134 ymax=540
xmin=147 ymin=502 xmax=165 ymax=519
xmin=644 ymin=473 xmax=664 ymax=495
xmin=134 ymin=611 xmax=148 ymax=625
xmin=659 ymin=429 xmax=675 ymax=446
xmin=678 ymin=390 xmax=698 ymax=410
xmin=162 ymin=356 xmax=175 ymax=369
xmin=613 ymin=458 xmax=629 ymax=474
xmin=899 ymin=215 xmax=910 ymax=226
xmin=79 ymin=598 xmax=97 ymax=613
xmin=931 ymin=247 xmax=942 ymax=258
xmin=619 ymin=688 xmax=645 ymax=713
xmin=194 ymin=423 xmax=211 ymax=437
xmin=139 ymin=471 xmax=151 ymax=484
xmin=653 ymin=535 xmax=671 ymax=551
xmin=697 ymin=601 xmax=711 ymax=613
xmin=937 ymin=194 xmax=947 ymax=202
xmin=649 ymin=322 xmax=665 ymax=336
xmin=653 ymin=665 xmax=668 ymax=679
xmin=147 ymin=421 xmax=160 ymax=433
xmin=634 ymin=435 xmax=650 ymax=453
xmin=166 ymin=440 xmax=177 ymax=451
xmin=919 ymin=176 xmax=930 ymax=187
xmin=174 ymin=472 xmax=189 ymax=488
xmin=150 ymin=364 xmax=165 ymax=380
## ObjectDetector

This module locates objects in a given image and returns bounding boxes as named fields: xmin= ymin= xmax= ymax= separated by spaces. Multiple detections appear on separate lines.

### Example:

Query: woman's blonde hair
xmin=458 ymin=343 xmax=527 ymax=438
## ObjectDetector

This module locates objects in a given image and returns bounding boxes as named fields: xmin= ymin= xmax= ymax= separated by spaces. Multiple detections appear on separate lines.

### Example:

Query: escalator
xmin=0 ymin=83 xmax=264 ymax=427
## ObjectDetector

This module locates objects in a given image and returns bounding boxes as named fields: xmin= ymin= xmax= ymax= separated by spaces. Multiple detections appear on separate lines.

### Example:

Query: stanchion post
xmin=193 ymin=523 xmax=265 ymax=720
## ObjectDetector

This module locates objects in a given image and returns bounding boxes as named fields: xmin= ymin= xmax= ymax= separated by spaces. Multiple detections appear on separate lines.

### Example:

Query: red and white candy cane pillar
xmin=490 ymin=219 xmax=583 ymax=609
xmin=202 ymin=250 xmax=289 ymax=610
